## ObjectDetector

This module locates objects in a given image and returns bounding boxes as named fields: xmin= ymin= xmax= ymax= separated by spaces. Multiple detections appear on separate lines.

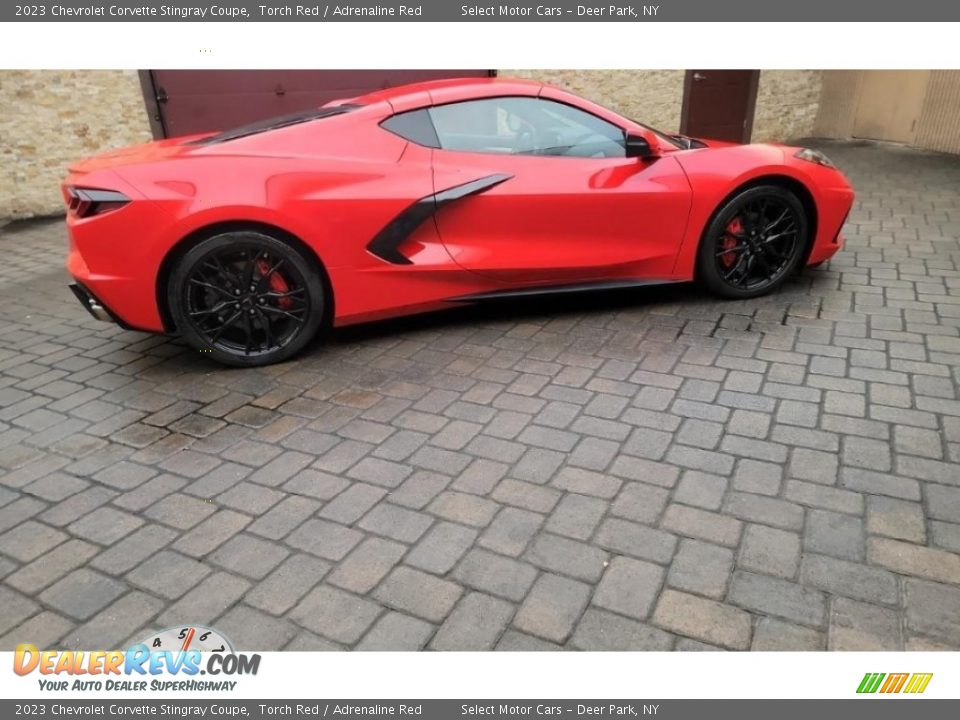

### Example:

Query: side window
xmin=381 ymin=109 xmax=440 ymax=148
xmin=428 ymin=97 xmax=626 ymax=158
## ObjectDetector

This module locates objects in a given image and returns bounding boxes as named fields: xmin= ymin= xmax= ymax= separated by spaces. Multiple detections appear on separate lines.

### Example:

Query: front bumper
xmin=807 ymin=186 xmax=854 ymax=265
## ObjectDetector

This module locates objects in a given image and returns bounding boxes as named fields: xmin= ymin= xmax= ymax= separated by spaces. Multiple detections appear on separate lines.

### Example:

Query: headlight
xmin=794 ymin=148 xmax=836 ymax=169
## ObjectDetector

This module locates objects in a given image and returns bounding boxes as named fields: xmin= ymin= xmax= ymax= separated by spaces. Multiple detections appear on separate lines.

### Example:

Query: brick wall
xmin=0 ymin=70 xmax=152 ymax=221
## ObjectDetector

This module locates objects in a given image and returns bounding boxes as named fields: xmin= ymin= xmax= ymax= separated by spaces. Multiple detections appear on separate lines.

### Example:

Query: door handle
xmin=693 ymin=72 xmax=707 ymax=81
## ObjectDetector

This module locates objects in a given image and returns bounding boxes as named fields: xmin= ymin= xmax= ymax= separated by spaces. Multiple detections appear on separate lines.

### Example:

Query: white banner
xmin=0 ymin=22 xmax=958 ymax=69
xmin=0 ymin=651 xmax=955 ymax=700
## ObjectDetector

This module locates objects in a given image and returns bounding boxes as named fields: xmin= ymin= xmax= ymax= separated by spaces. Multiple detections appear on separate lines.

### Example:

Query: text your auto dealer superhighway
xmin=50 ymin=4 xmax=251 ymax=18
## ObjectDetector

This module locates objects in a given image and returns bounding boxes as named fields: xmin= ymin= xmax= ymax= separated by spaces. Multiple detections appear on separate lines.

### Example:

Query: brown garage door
xmin=142 ymin=70 xmax=495 ymax=138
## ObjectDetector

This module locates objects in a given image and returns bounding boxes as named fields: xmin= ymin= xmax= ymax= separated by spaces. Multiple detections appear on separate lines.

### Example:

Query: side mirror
xmin=625 ymin=132 xmax=656 ymax=159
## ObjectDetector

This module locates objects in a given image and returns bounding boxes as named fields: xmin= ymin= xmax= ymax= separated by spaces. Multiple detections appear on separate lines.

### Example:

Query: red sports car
xmin=64 ymin=78 xmax=854 ymax=366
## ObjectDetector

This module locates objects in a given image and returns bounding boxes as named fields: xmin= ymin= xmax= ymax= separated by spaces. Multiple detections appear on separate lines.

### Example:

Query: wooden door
xmin=681 ymin=70 xmax=760 ymax=143
xmin=853 ymin=70 xmax=931 ymax=144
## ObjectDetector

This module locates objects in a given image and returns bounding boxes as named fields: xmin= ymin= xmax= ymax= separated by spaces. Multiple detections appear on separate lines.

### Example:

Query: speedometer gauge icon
xmin=143 ymin=625 xmax=233 ymax=653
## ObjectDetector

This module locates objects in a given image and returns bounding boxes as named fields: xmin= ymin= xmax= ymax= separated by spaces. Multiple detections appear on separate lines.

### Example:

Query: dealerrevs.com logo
xmin=857 ymin=673 xmax=933 ymax=695
xmin=13 ymin=636 xmax=261 ymax=693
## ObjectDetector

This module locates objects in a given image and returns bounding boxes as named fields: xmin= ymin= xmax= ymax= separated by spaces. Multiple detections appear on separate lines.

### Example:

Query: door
xmin=427 ymin=97 xmax=692 ymax=284
xmin=143 ymin=70 xmax=494 ymax=138
xmin=853 ymin=70 xmax=931 ymax=144
xmin=681 ymin=70 xmax=759 ymax=143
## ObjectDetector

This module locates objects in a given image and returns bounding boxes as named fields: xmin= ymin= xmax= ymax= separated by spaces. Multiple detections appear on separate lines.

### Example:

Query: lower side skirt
xmin=451 ymin=278 xmax=679 ymax=303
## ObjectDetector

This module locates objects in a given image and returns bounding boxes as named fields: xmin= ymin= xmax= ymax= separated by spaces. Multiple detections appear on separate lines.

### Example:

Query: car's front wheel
xmin=169 ymin=230 xmax=326 ymax=367
xmin=697 ymin=185 xmax=809 ymax=299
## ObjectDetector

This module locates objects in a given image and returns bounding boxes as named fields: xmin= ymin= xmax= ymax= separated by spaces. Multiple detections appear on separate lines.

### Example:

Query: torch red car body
xmin=64 ymin=77 xmax=854 ymax=366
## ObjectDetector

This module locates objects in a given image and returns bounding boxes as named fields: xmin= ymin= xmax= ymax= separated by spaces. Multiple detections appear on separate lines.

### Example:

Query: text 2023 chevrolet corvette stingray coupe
xmin=64 ymin=78 xmax=854 ymax=366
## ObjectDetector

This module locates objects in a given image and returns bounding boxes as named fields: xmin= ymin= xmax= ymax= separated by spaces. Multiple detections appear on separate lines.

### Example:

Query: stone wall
xmin=503 ymin=69 xmax=686 ymax=132
xmin=751 ymin=70 xmax=823 ymax=142
xmin=0 ymin=70 xmax=152 ymax=221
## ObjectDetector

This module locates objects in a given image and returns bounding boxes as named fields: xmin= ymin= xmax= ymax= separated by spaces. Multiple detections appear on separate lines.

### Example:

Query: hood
xmin=694 ymin=137 xmax=740 ymax=149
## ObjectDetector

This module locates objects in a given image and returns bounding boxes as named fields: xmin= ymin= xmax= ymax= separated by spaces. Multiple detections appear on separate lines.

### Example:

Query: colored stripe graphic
xmin=857 ymin=672 xmax=932 ymax=694
xmin=857 ymin=673 xmax=886 ymax=693
xmin=904 ymin=674 xmax=933 ymax=694
xmin=880 ymin=673 xmax=909 ymax=693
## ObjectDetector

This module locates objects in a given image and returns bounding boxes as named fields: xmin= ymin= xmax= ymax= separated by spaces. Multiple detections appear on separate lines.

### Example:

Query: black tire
xmin=696 ymin=185 xmax=809 ymax=299
xmin=169 ymin=230 xmax=326 ymax=367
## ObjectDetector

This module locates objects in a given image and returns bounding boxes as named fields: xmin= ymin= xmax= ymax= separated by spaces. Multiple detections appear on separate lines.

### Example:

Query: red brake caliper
xmin=256 ymin=259 xmax=293 ymax=310
xmin=720 ymin=217 xmax=743 ymax=268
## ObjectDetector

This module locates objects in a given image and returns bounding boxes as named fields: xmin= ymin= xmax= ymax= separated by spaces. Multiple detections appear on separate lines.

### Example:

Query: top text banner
xmin=5 ymin=0 xmax=960 ymax=22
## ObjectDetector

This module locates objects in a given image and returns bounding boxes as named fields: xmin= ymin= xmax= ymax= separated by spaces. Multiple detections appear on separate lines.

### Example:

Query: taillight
xmin=67 ymin=187 xmax=130 ymax=218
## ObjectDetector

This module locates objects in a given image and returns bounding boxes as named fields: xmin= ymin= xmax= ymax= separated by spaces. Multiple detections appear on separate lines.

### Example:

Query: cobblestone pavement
xmin=1 ymin=141 xmax=960 ymax=652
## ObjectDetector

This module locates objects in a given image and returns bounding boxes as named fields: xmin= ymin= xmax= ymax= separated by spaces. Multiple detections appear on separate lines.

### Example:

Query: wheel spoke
xmin=732 ymin=256 xmax=753 ymax=287
xmin=189 ymin=301 xmax=231 ymax=318
xmin=722 ymin=253 xmax=749 ymax=285
xmin=263 ymin=288 xmax=306 ymax=301
xmin=189 ymin=279 xmax=233 ymax=298
xmin=716 ymin=244 xmax=748 ymax=257
xmin=761 ymin=243 xmax=788 ymax=264
xmin=260 ymin=305 xmax=306 ymax=324
xmin=203 ymin=256 xmax=234 ymax=285
xmin=753 ymin=251 xmax=773 ymax=276
xmin=208 ymin=309 xmax=244 ymax=344
xmin=257 ymin=257 xmax=285 ymax=288
xmin=258 ymin=309 xmax=274 ymax=350
xmin=763 ymin=208 xmax=791 ymax=233
xmin=756 ymin=198 xmax=769 ymax=226
xmin=241 ymin=250 xmax=261 ymax=289
xmin=762 ymin=229 xmax=797 ymax=245
xmin=242 ymin=313 xmax=254 ymax=355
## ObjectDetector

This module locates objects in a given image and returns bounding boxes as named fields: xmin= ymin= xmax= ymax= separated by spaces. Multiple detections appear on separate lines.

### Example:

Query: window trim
xmin=381 ymin=94 xmax=632 ymax=159
xmin=186 ymin=104 xmax=363 ymax=146
xmin=379 ymin=108 xmax=441 ymax=148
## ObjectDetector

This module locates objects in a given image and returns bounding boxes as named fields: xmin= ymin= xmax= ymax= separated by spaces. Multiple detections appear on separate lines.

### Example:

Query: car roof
xmin=331 ymin=77 xmax=544 ymax=109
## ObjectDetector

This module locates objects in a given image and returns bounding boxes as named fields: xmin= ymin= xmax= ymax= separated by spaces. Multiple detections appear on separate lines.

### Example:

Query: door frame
xmin=679 ymin=70 xmax=760 ymax=143
xmin=138 ymin=70 xmax=167 ymax=140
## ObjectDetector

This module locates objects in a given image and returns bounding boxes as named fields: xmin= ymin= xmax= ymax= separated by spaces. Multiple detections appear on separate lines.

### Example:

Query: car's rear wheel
xmin=697 ymin=185 xmax=809 ymax=299
xmin=169 ymin=230 xmax=325 ymax=367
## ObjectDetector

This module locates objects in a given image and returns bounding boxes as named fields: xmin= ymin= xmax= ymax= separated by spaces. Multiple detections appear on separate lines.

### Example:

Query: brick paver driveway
xmin=1 ymin=141 xmax=959 ymax=652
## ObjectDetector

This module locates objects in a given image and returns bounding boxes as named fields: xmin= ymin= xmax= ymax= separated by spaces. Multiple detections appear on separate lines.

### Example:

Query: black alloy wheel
xmin=169 ymin=231 xmax=325 ymax=367
xmin=697 ymin=185 xmax=809 ymax=299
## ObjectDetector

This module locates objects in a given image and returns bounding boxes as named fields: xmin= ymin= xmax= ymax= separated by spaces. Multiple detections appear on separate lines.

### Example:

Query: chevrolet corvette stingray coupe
xmin=64 ymin=78 xmax=854 ymax=366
